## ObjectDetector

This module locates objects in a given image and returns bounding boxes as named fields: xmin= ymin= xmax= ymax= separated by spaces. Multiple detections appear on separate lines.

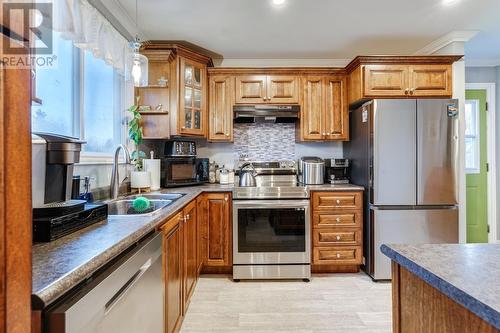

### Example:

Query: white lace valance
xmin=53 ymin=0 xmax=131 ymax=74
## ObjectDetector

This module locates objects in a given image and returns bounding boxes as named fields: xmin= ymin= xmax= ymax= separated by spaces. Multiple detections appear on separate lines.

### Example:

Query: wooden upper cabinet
xmin=267 ymin=75 xmax=299 ymax=103
xmin=408 ymin=64 xmax=452 ymax=97
xmin=209 ymin=75 xmax=234 ymax=142
xmin=324 ymin=76 xmax=348 ymax=140
xmin=347 ymin=56 xmax=461 ymax=104
xmin=300 ymin=75 xmax=348 ymax=141
xmin=235 ymin=75 xmax=267 ymax=103
xmin=235 ymin=75 xmax=299 ymax=104
xmin=363 ymin=65 xmax=409 ymax=97
xmin=179 ymin=57 xmax=207 ymax=136
xmin=301 ymin=76 xmax=324 ymax=140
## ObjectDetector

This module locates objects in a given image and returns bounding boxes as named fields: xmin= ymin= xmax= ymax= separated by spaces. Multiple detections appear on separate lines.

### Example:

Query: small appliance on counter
xmin=297 ymin=156 xmax=324 ymax=185
xmin=160 ymin=139 xmax=209 ymax=187
xmin=325 ymin=158 xmax=350 ymax=184
xmin=32 ymin=133 xmax=107 ymax=242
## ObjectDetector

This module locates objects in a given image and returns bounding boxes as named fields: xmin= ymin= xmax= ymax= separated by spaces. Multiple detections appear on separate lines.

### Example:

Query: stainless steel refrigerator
xmin=344 ymin=99 xmax=459 ymax=280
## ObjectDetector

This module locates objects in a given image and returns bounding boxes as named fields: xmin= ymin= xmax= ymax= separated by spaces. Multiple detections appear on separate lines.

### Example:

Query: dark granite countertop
xmin=381 ymin=243 xmax=500 ymax=330
xmin=33 ymin=183 xmax=364 ymax=308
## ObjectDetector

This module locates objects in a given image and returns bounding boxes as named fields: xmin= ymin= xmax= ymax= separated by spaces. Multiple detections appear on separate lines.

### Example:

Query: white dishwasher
xmin=46 ymin=232 xmax=164 ymax=333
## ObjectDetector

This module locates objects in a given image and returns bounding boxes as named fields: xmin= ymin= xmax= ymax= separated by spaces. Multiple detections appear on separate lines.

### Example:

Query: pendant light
xmin=125 ymin=0 xmax=148 ymax=87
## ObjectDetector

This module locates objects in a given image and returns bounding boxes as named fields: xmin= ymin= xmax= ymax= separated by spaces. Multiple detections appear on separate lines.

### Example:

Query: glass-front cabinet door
xmin=179 ymin=57 xmax=206 ymax=136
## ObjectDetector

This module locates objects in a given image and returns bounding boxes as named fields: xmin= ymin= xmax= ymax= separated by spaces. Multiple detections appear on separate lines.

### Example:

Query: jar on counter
xmin=228 ymin=169 xmax=235 ymax=184
xmin=215 ymin=164 xmax=223 ymax=183
xmin=219 ymin=167 xmax=230 ymax=185
xmin=209 ymin=162 xmax=217 ymax=184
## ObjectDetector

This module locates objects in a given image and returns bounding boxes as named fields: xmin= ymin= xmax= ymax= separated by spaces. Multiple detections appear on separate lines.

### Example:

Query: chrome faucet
xmin=110 ymin=144 xmax=131 ymax=199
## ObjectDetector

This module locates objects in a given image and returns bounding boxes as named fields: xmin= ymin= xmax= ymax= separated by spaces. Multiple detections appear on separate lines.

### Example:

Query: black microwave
xmin=160 ymin=157 xmax=209 ymax=187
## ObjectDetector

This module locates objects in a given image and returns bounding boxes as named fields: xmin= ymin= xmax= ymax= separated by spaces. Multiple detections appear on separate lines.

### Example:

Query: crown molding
xmin=213 ymin=58 xmax=352 ymax=68
xmin=414 ymin=30 xmax=479 ymax=55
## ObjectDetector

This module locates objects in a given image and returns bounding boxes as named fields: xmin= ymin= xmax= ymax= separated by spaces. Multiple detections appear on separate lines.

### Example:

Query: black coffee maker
xmin=324 ymin=158 xmax=350 ymax=184
xmin=32 ymin=133 xmax=107 ymax=242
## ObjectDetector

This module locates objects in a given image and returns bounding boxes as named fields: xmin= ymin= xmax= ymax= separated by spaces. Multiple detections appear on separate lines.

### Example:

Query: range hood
xmin=233 ymin=105 xmax=300 ymax=123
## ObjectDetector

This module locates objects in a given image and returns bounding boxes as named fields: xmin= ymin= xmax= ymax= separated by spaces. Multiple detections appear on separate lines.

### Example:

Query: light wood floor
xmin=180 ymin=273 xmax=392 ymax=333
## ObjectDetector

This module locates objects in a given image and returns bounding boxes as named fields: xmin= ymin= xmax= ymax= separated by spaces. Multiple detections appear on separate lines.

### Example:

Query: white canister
xmin=228 ymin=170 xmax=235 ymax=184
xmin=143 ymin=156 xmax=161 ymax=191
xmin=131 ymin=171 xmax=151 ymax=189
xmin=219 ymin=168 xmax=230 ymax=185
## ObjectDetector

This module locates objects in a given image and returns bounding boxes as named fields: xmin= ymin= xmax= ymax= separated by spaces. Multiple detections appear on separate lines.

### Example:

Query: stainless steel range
xmin=232 ymin=160 xmax=311 ymax=281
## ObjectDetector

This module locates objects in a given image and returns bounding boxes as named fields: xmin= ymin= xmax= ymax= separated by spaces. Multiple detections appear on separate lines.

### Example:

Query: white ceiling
xmin=110 ymin=0 xmax=500 ymax=63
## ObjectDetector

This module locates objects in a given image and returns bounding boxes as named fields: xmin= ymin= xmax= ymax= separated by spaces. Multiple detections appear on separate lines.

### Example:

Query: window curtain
xmin=53 ymin=0 xmax=130 ymax=75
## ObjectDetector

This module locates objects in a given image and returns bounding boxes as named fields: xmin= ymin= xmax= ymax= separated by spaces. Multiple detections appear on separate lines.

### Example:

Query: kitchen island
xmin=381 ymin=244 xmax=500 ymax=333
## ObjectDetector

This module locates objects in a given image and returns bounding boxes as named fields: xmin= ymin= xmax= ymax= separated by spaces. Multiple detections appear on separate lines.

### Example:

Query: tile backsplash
xmin=196 ymin=122 xmax=343 ymax=168
xmin=233 ymin=123 xmax=296 ymax=160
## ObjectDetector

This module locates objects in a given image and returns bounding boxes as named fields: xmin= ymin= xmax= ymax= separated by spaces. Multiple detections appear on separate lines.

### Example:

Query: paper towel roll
xmin=143 ymin=159 xmax=161 ymax=190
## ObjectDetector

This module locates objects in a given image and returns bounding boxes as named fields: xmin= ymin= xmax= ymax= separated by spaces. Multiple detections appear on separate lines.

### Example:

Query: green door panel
xmin=465 ymin=89 xmax=488 ymax=243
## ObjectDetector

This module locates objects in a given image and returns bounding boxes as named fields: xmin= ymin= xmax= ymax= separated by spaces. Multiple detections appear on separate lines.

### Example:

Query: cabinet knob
xmin=336 ymin=235 xmax=341 ymax=241
xmin=181 ymin=126 xmax=186 ymax=129
xmin=224 ymin=195 xmax=228 ymax=201
xmin=186 ymin=214 xmax=190 ymax=220
xmin=404 ymin=88 xmax=409 ymax=95
xmin=410 ymin=88 xmax=415 ymax=95
xmin=336 ymin=199 xmax=341 ymax=204
xmin=225 ymin=133 xmax=230 ymax=137
xmin=326 ymin=132 xmax=331 ymax=136
xmin=336 ymin=217 xmax=341 ymax=223
xmin=336 ymin=253 xmax=341 ymax=258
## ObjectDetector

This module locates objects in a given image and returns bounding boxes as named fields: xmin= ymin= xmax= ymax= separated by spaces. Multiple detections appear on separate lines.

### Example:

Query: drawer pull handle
xmin=336 ymin=199 xmax=341 ymax=204
xmin=336 ymin=217 xmax=340 ymax=222
xmin=336 ymin=253 xmax=341 ymax=258
xmin=336 ymin=235 xmax=341 ymax=241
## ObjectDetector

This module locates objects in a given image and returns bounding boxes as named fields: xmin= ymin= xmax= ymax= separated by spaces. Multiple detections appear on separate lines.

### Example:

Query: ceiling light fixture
xmin=125 ymin=0 xmax=148 ymax=87
xmin=272 ymin=0 xmax=286 ymax=6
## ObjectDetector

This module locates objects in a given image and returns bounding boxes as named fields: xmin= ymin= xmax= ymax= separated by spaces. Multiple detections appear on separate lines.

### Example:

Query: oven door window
xmin=237 ymin=208 xmax=305 ymax=252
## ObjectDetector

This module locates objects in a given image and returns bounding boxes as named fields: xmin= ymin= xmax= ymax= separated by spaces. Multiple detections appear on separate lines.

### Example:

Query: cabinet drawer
xmin=313 ymin=246 xmax=362 ymax=265
xmin=312 ymin=191 xmax=363 ymax=210
xmin=313 ymin=229 xmax=361 ymax=246
xmin=313 ymin=211 xmax=361 ymax=228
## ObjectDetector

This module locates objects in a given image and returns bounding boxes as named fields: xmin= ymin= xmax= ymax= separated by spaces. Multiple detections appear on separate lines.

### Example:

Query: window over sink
xmin=31 ymin=32 xmax=126 ymax=158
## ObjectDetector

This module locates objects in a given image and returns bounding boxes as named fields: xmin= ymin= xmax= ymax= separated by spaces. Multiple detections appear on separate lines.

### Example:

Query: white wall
xmin=465 ymin=66 xmax=500 ymax=241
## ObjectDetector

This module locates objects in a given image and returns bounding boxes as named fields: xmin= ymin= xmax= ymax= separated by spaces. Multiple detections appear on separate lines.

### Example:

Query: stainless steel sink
xmin=107 ymin=193 xmax=185 ymax=216
xmin=128 ymin=193 xmax=185 ymax=201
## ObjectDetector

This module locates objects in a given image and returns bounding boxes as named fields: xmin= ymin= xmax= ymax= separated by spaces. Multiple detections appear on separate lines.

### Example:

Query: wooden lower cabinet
xmin=198 ymin=192 xmax=232 ymax=272
xmin=162 ymin=212 xmax=184 ymax=333
xmin=182 ymin=200 xmax=198 ymax=309
xmin=311 ymin=191 xmax=364 ymax=273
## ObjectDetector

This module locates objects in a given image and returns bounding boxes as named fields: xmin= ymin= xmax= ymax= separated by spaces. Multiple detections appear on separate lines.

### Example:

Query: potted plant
xmin=128 ymin=98 xmax=150 ymax=191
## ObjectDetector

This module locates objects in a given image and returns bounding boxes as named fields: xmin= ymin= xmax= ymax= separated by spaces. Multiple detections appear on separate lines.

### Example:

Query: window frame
xmin=32 ymin=36 xmax=126 ymax=164
xmin=464 ymin=99 xmax=481 ymax=174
